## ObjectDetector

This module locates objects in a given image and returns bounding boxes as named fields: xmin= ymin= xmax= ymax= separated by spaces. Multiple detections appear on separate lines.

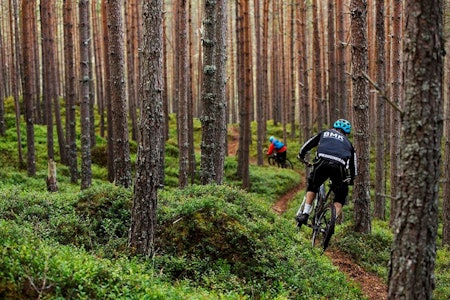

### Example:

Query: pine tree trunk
xmin=130 ymin=0 xmax=165 ymax=257
xmin=177 ymin=0 xmax=189 ymax=188
xmin=64 ymin=0 xmax=78 ymax=183
xmin=389 ymin=0 xmax=403 ymax=226
xmin=102 ymin=0 xmax=115 ymax=183
xmin=373 ymin=0 xmax=386 ymax=220
xmin=10 ymin=0 xmax=24 ymax=168
xmin=108 ymin=0 xmax=132 ymax=188
xmin=388 ymin=1 xmax=444 ymax=297
xmin=79 ymin=0 xmax=92 ymax=190
xmin=351 ymin=0 xmax=371 ymax=233
xmin=21 ymin=0 xmax=37 ymax=177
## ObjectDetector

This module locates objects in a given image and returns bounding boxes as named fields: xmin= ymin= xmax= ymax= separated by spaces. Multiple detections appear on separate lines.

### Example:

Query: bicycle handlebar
xmin=296 ymin=156 xmax=313 ymax=168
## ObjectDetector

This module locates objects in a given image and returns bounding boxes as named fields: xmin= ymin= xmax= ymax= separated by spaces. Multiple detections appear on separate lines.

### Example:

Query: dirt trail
xmin=271 ymin=184 xmax=388 ymax=300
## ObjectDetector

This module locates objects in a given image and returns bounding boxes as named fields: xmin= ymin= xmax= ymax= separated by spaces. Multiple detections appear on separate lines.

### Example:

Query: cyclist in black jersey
xmin=295 ymin=119 xmax=357 ymax=227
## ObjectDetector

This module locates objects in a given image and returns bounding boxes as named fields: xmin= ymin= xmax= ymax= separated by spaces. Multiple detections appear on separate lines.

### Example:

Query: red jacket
xmin=267 ymin=142 xmax=287 ymax=155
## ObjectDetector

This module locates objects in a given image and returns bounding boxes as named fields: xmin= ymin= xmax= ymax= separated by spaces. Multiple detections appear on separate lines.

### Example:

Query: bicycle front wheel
xmin=282 ymin=159 xmax=294 ymax=169
xmin=311 ymin=203 xmax=336 ymax=252
xmin=268 ymin=156 xmax=276 ymax=166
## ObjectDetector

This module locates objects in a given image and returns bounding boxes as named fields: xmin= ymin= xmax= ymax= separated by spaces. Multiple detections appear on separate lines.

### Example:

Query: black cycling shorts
xmin=307 ymin=158 xmax=348 ymax=205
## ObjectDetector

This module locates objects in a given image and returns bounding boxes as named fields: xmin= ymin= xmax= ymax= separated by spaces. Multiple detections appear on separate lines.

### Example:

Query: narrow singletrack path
xmin=272 ymin=184 xmax=388 ymax=300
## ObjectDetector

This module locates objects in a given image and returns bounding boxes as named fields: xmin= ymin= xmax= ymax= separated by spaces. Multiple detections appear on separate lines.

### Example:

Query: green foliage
xmin=0 ymin=220 xmax=230 ymax=299
xmin=155 ymin=184 xmax=363 ymax=299
xmin=435 ymin=246 xmax=450 ymax=299
xmin=249 ymin=164 xmax=300 ymax=199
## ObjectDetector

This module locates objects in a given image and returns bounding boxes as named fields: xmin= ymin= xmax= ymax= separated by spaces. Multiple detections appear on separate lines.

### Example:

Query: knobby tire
xmin=311 ymin=203 xmax=336 ymax=252
xmin=282 ymin=159 xmax=294 ymax=169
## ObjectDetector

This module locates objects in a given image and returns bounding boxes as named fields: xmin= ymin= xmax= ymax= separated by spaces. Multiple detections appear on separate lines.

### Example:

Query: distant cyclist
xmin=267 ymin=136 xmax=287 ymax=166
xmin=295 ymin=119 xmax=357 ymax=227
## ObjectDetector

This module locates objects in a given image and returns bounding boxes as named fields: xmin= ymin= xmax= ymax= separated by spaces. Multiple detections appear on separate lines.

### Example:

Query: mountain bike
xmin=296 ymin=161 xmax=336 ymax=253
xmin=268 ymin=153 xmax=294 ymax=169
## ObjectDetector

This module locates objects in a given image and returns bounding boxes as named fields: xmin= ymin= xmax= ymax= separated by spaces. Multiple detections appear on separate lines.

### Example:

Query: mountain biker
xmin=267 ymin=136 xmax=287 ymax=165
xmin=295 ymin=119 xmax=357 ymax=228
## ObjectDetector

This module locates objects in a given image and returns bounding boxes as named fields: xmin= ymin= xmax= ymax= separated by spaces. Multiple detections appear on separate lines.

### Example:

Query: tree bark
xmin=200 ymin=0 xmax=228 ymax=185
xmin=108 ymin=0 xmax=132 ymax=188
xmin=389 ymin=0 xmax=403 ymax=226
xmin=102 ymin=0 xmax=115 ymax=183
xmin=351 ymin=0 xmax=371 ymax=233
xmin=21 ymin=0 xmax=37 ymax=177
xmin=312 ymin=0 xmax=323 ymax=130
xmin=64 ymin=0 xmax=78 ymax=183
xmin=10 ymin=0 xmax=24 ymax=168
xmin=373 ymin=0 xmax=386 ymax=220
xmin=177 ymin=0 xmax=189 ymax=188
xmin=79 ymin=0 xmax=92 ymax=190
xmin=41 ymin=0 xmax=59 ymax=192
xmin=129 ymin=0 xmax=165 ymax=257
xmin=388 ymin=1 xmax=444 ymax=298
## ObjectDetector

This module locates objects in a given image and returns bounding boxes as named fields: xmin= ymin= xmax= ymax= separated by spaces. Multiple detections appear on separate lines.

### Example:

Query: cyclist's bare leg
xmin=305 ymin=191 xmax=316 ymax=206
xmin=334 ymin=202 xmax=342 ymax=219
xmin=296 ymin=191 xmax=316 ymax=226
xmin=300 ymin=191 xmax=316 ymax=215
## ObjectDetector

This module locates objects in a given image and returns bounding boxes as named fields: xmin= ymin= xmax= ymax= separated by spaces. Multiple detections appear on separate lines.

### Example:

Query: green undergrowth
xmin=0 ymin=179 xmax=364 ymax=299
xmin=2 ymin=111 xmax=449 ymax=298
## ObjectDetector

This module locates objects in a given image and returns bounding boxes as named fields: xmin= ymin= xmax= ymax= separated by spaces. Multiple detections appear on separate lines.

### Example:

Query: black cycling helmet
xmin=333 ymin=119 xmax=351 ymax=134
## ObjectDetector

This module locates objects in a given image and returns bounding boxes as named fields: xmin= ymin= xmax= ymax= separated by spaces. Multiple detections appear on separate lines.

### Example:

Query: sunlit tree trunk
xmin=351 ymin=0 xmax=371 ymax=233
xmin=388 ymin=1 xmax=444 ymax=297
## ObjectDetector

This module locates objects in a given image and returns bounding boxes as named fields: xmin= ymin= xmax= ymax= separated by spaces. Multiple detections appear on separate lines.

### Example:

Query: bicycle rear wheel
xmin=311 ymin=203 xmax=336 ymax=252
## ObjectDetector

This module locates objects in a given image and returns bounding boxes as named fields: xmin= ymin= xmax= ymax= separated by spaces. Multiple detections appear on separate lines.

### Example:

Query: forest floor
xmin=227 ymin=130 xmax=387 ymax=300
